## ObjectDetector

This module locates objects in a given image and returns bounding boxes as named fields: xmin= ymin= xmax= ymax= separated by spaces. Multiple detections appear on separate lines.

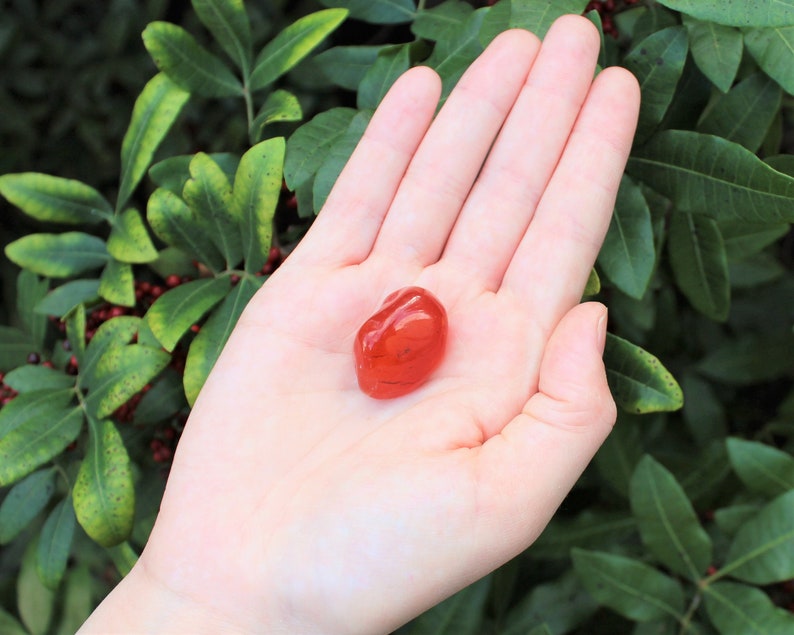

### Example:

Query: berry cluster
xmin=0 ymin=373 xmax=18 ymax=406
xmin=584 ymin=0 xmax=640 ymax=37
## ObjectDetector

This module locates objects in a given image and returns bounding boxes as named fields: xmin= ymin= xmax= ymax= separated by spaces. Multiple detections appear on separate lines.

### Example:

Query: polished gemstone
xmin=354 ymin=286 xmax=448 ymax=399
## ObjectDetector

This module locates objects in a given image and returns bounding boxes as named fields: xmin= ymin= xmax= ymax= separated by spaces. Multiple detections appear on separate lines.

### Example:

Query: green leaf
xmin=145 ymin=277 xmax=231 ymax=351
xmin=312 ymin=45 xmax=385 ymax=90
xmin=744 ymin=25 xmax=794 ymax=94
xmin=583 ymin=268 xmax=600 ymax=297
xmin=407 ymin=575 xmax=490 ymax=634
xmin=142 ymin=22 xmax=242 ymax=98
xmin=668 ymin=211 xmax=730 ymax=321
xmin=191 ymin=0 xmax=252 ymax=73
xmin=0 ymin=607 xmax=27 ymax=635
xmin=149 ymin=152 xmax=239 ymax=196
xmin=234 ymin=138 xmax=284 ymax=273
xmin=598 ymin=176 xmax=655 ymax=299
xmin=696 ymin=331 xmax=794 ymax=385
xmin=73 ymin=418 xmax=134 ymax=547
xmin=0 ymin=173 xmax=112 ymax=225
xmin=501 ymin=571 xmax=597 ymax=635
xmin=80 ymin=316 xmax=141 ymax=387
xmin=106 ymin=208 xmax=158 ymax=264
xmin=594 ymin=419 xmax=643 ymax=497
xmin=98 ymin=259 xmax=135 ymax=307
xmin=284 ymin=107 xmax=356 ymax=190
xmin=697 ymin=73 xmax=782 ymax=152
xmin=719 ymin=219 xmax=790 ymax=261
xmin=317 ymin=0 xmax=413 ymax=24
xmin=604 ymin=334 xmax=683 ymax=414
xmin=83 ymin=345 xmax=170 ymax=419
xmin=5 ymin=232 xmax=109 ymax=278
xmin=251 ymin=90 xmax=302 ymax=141
xmin=426 ymin=9 xmax=487 ymax=99
xmin=0 ymin=326 xmax=32 ymax=371
xmin=133 ymin=369 xmax=186 ymax=425
xmin=16 ymin=269 xmax=48 ymax=351
xmin=623 ymin=26 xmax=688 ymax=141
xmin=627 ymin=130 xmax=794 ymax=222
xmin=35 ymin=279 xmax=100 ymax=317
xmin=629 ymin=455 xmax=713 ymax=580
xmin=532 ymin=510 xmax=636 ymax=559
xmin=3 ymin=365 xmax=75 ymax=393
xmin=680 ymin=372 xmax=727 ymax=446
xmin=55 ymin=566 xmax=93 ymax=635
xmin=572 ymin=548 xmax=685 ymax=623
xmin=357 ymin=44 xmax=411 ymax=110
xmin=0 ymin=468 xmax=56 ymax=544
xmin=412 ymin=0 xmax=474 ymax=41
xmin=681 ymin=16 xmax=742 ymax=93
xmin=183 ymin=277 xmax=260 ymax=405
xmin=36 ymin=496 xmax=76 ymax=589
xmin=654 ymin=0 xmax=794 ymax=27
xmin=183 ymin=152 xmax=242 ymax=268
xmin=64 ymin=306 xmax=86 ymax=366
xmin=721 ymin=490 xmax=794 ymax=584
xmin=313 ymin=111 xmax=371 ymax=213
xmin=17 ymin=543 xmax=55 ymax=635
xmin=726 ymin=438 xmax=794 ymax=498
xmin=250 ymin=9 xmax=348 ymax=91
xmin=117 ymin=73 xmax=190 ymax=212
xmin=704 ymin=581 xmax=794 ymax=635
xmin=147 ymin=187 xmax=226 ymax=272
xmin=0 ymin=390 xmax=82 ymax=487
xmin=730 ymin=253 xmax=786 ymax=288
xmin=479 ymin=0 xmax=588 ymax=44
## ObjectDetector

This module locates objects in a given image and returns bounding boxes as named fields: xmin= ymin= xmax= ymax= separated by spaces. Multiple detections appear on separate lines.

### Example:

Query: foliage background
xmin=1 ymin=1 xmax=793 ymax=634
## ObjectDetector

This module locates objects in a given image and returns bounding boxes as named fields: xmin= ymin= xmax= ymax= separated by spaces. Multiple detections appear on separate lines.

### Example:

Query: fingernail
xmin=596 ymin=308 xmax=608 ymax=354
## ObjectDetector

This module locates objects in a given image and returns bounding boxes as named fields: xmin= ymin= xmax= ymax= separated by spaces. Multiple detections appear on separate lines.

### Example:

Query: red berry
xmin=165 ymin=274 xmax=181 ymax=288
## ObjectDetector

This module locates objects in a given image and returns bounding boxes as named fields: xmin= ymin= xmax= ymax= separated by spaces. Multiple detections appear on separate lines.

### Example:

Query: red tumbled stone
xmin=354 ymin=286 xmax=448 ymax=399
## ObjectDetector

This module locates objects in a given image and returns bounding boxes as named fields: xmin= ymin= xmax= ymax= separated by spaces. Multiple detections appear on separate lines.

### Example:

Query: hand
xmin=80 ymin=14 xmax=639 ymax=635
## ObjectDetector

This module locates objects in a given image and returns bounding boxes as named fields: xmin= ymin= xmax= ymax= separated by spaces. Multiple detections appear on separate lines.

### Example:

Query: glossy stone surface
xmin=355 ymin=286 xmax=448 ymax=399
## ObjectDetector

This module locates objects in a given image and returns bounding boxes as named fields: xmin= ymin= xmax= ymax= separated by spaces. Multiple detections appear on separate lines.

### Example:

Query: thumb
xmin=527 ymin=300 xmax=616 ymax=432
xmin=475 ymin=302 xmax=616 ymax=556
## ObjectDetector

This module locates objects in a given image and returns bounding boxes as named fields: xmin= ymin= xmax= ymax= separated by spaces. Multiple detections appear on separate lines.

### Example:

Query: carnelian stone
xmin=354 ymin=286 xmax=448 ymax=399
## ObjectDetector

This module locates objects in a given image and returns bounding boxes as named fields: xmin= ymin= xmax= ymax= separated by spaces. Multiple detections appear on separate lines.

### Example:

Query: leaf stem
xmin=108 ymin=541 xmax=139 ymax=577
xmin=243 ymin=80 xmax=255 ymax=145
xmin=677 ymin=590 xmax=702 ymax=635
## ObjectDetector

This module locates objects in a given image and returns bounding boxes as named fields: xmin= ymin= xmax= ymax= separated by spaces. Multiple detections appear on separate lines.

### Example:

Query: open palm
xmin=81 ymin=15 xmax=639 ymax=635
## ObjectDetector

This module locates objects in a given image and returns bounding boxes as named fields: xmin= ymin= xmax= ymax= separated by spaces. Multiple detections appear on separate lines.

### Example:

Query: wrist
xmin=77 ymin=557 xmax=261 ymax=635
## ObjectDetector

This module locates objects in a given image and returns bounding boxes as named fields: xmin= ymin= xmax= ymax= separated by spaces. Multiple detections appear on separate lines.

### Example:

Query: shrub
xmin=1 ymin=1 xmax=793 ymax=633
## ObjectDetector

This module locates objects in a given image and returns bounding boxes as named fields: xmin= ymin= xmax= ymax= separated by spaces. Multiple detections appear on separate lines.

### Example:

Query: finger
xmin=370 ymin=29 xmax=540 ymax=267
xmin=440 ymin=15 xmax=602 ymax=290
xmin=474 ymin=302 xmax=616 ymax=559
xmin=290 ymin=65 xmax=441 ymax=268
xmin=502 ymin=66 xmax=640 ymax=332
